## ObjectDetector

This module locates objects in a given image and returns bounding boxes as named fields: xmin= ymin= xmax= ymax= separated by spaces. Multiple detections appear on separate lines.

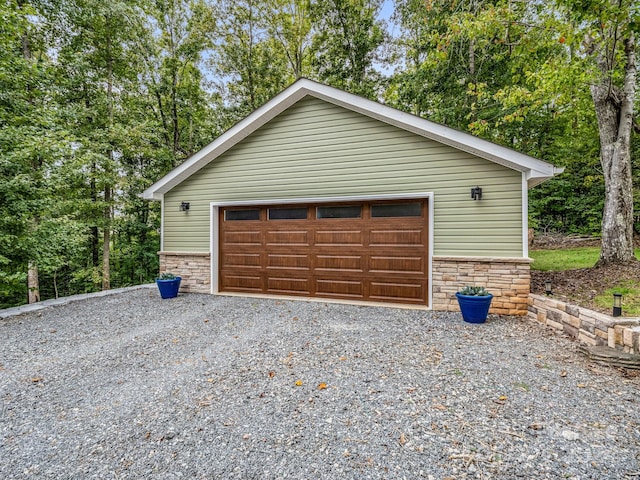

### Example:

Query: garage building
xmin=142 ymin=79 xmax=562 ymax=314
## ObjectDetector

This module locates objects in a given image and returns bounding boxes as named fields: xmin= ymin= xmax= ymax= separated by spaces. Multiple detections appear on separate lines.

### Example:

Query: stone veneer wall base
xmin=159 ymin=252 xmax=211 ymax=294
xmin=432 ymin=256 xmax=531 ymax=316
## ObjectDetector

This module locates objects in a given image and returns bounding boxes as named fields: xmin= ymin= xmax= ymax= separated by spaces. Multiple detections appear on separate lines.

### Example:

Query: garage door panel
xmin=369 ymin=281 xmax=425 ymax=302
xmin=266 ymin=230 xmax=310 ymax=246
xmin=315 ymin=255 xmax=363 ymax=272
xmin=315 ymin=279 xmax=364 ymax=298
xmin=221 ymin=274 xmax=263 ymax=291
xmin=267 ymin=276 xmax=310 ymax=295
xmin=369 ymin=256 xmax=424 ymax=274
xmin=267 ymin=254 xmax=311 ymax=270
xmin=315 ymin=230 xmax=364 ymax=246
xmin=370 ymin=229 xmax=424 ymax=246
xmin=222 ymin=253 xmax=262 ymax=268
xmin=223 ymin=230 xmax=262 ymax=245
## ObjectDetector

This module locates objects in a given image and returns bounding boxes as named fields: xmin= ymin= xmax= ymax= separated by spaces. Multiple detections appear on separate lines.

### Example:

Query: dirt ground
xmin=530 ymin=235 xmax=640 ymax=314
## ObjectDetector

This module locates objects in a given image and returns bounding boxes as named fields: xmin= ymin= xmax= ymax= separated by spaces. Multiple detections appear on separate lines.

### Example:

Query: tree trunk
xmin=28 ymin=261 xmax=40 ymax=304
xmin=102 ymin=186 xmax=111 ymax=290
xmin=592 ymin=33 xmax=636 ymax=266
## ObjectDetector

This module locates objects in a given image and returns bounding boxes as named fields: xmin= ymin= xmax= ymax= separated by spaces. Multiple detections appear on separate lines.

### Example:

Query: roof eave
xmin=526 ymin=166 xmax=565 ymax=188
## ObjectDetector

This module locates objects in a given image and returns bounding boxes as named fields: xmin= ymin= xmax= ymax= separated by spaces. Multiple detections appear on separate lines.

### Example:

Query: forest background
xmin=1 ymin=0 xmax=638 ymax=308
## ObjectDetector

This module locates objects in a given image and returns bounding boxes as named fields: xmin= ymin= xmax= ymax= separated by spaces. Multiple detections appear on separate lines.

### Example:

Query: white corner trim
xmin=522 ymin=173 xmax=529 ymax=258
xmin=143 ymin=78 xmax=561 ymax=200
xmin=160 ymin=196 xmax=165 ymax=252
xmin=427 ymin=193 xmax=434 ymax=310
xmin=211 ymin=205 xmax=219 ymax=294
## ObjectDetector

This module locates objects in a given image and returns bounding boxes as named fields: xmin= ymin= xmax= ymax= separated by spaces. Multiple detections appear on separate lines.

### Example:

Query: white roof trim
xmin=142 ymin=78 xmax=562 ymax=200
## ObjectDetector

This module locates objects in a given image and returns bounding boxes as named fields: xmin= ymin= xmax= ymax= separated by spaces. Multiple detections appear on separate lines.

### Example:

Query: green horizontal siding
xmin=164 ymin=96 xmax=523 ymax=257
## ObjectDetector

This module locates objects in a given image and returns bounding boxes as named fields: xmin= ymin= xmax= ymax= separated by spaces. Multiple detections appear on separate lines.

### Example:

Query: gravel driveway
xmin=1 ymin=290 xmax=639 ymax=479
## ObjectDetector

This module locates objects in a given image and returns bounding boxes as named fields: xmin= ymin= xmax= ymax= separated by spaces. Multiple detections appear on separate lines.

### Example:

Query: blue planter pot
xmin=156 ymin=277 xmax=181 ymax=299
xmin=455 ymin=293 xmax=493 ymax=324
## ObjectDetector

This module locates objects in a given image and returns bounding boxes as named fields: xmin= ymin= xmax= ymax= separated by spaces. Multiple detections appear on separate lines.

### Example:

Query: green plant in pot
xmin=156 ymin=273 xmax=182 ymax=299
xmin=455 ymin=286 xmax=493 ymax=324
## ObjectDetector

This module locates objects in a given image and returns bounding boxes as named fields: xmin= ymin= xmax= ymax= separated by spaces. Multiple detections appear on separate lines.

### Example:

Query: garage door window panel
xmin=316 ymin=205 xmax=361 ymax=219
xmin=371 ymin=202 xmax=422 ymax=218
xmin=225 ymin=209 xmax=261 ymax=221
xmin=268 ymin=207 xmax=308 ymax=220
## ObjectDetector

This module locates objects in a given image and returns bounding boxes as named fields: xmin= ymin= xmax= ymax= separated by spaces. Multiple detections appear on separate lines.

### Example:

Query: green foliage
xmin=530 ymin=247 xmax=640 ymax=271
xmin=310 ymin=0 xmax=385 ymax=99
xmin=158 ymin=272 xmax=177 ymax=280
xmin=594 ymin=281 xmax=640 ymax=317
xmin=458 ymin=286 xmax=491 ymax=296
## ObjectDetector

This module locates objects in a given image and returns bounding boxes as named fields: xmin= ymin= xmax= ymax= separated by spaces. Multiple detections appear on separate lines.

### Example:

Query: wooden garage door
xmin=219 ymin=199 xmax=429 ymax=305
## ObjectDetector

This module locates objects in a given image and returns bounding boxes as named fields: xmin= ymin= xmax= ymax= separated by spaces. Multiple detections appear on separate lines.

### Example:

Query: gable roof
xmin=142 ymin=79 xmax=563 ymax=200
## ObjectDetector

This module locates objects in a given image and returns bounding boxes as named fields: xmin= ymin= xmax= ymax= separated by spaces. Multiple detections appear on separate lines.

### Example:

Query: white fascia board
xmin=143 ymin=78 xmax=561 ymax=200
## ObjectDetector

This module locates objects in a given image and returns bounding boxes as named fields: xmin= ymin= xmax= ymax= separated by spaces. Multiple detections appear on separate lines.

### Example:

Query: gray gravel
xmin=1 ymin=290 xmax=639 ymax=479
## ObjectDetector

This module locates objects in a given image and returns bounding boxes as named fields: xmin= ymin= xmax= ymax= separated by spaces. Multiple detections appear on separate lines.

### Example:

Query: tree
xmin=310 ymin=0 xmax=385 ymax=99
xmin=212 ymin=0 xmax=290 ymax=116
xmin=0 ymin=0 xmax=62 ymax=306
xmin=573 ymin=0 xmax=638 ymax=265
xmin=140 ymin=0 xmax=215 ymax=170
xmin=260 ymin=0 xmax=314 ymax=79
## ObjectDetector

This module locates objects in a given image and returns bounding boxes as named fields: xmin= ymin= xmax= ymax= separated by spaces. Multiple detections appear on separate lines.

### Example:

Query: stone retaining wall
xmin=528 ymin=294 xmax=640 ymax=354
xmin=432 ymin=256 xmax=531 ymax=315
xmin=159 ymin=252 xmax=211 ymax=294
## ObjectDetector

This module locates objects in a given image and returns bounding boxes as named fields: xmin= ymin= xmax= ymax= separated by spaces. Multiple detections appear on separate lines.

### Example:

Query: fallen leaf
xmin=268 ymin=371 xmax=275 ymax=378
xmin=499 ymin=395 xmax=508 ymax=401
xmin=295 ymin=380 xmax=303 ymax=386
xmin=399 ymin=433 xmax=407 ymax=445
xmin=206 ymin=378 xmax=214 ymax=383
xmin=318 ymin=382 xmax=327 ymax=390
xmin=560 ymin=370 xmax=567 ymax=377
xmin=577 ymin=383 xmax=586 ymax=388
xmin=292 ymin=316 xmax=299 ymax=321
xmin=242 ymin=434 xmax=251 ymax=440
xmin=339 ymin=356 xmax=347 ymax=361
xmin=433 ymin=403 xmax=447 ymax=411
xmin=31 ymin=377 xmax=43 ymax=383
xmin=204 ymin=319 xmax=209 ymax=323
xmin=528 ymin=423 xmax=544 ymax=430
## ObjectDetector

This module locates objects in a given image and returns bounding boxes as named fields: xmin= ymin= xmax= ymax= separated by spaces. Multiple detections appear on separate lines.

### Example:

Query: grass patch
xmin=594 ymin=281 xmax=640 ymax=316
xmin=530 ymin=247 xmax=600 ymax=271
xmin=530 ymin=247 xmax=640 ymax=271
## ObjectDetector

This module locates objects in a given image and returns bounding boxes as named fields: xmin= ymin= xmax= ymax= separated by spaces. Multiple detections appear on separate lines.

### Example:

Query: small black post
xmin=612 ymin=293 xmax=622 ymax=317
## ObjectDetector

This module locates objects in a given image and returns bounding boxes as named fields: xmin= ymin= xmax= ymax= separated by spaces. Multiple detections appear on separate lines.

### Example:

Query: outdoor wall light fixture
xmin=545 ymin=280 xmax=552 ymax=296
xmin=471 ymin=186 xmax=482 ymax=200
xmin=180 ymin=201 xmax=190 ymax=212
xmin=613 ymin=293 xmax=622 ymax=317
